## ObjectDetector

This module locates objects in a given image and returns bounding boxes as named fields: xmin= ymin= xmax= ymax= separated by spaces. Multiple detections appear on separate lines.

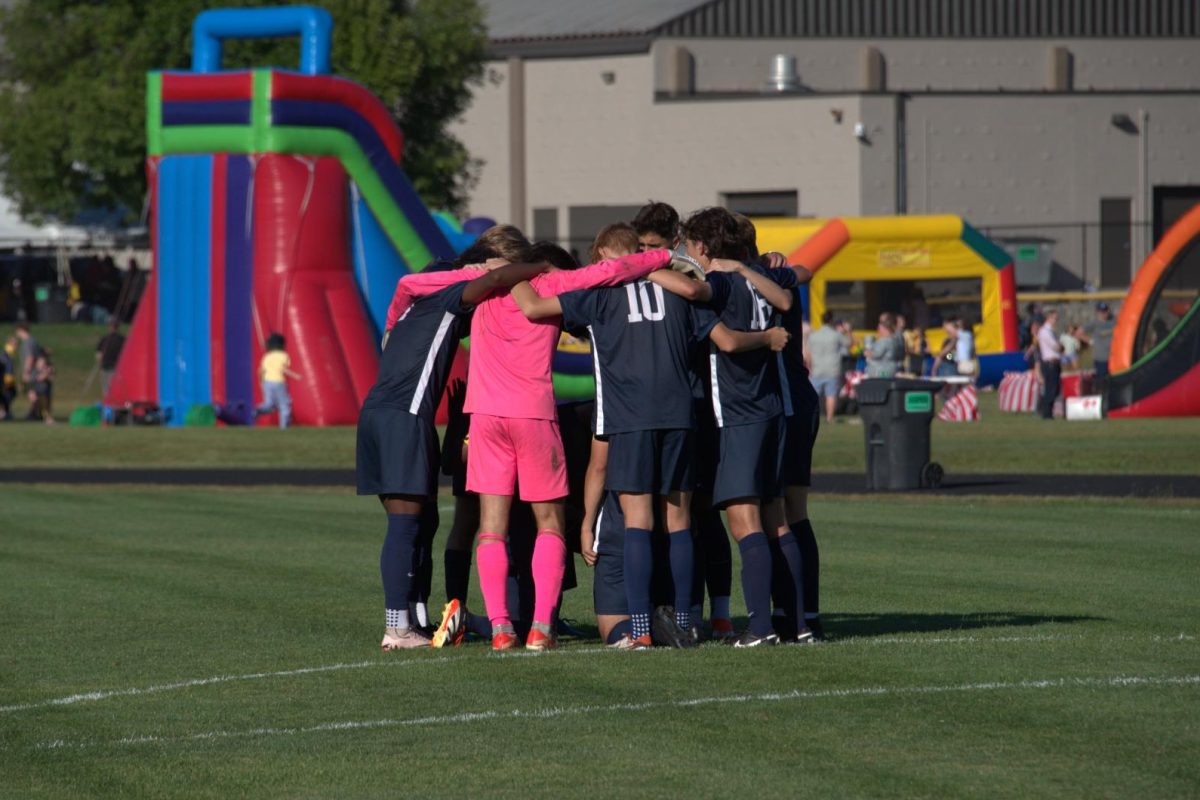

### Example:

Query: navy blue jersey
xmin=559 ymin=279 xmax=703 ymax=435
xmin=361 ymin=281 xmax=470 ymax=419
xmin=703 ymin=268 xmax=783 ymax=427
xmin=748 ymin=267 xmax=813 ymax=419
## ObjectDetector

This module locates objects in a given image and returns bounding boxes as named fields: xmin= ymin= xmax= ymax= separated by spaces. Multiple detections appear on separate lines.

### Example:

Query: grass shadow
xmin=822 ymin=611 xmax=1103 ymax=639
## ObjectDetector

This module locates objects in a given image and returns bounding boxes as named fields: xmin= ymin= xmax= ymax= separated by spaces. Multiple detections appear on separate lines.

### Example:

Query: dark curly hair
xmin=631 ymin=201 xmax=679 ymax=242
xmin=680 ymin=207 xmax=742 ymax=260
xmin=530 ymin=241 xmax=579 ymax=271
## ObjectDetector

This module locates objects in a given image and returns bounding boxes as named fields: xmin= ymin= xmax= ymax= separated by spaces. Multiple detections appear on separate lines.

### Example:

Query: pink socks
xmin=531 ymin=530 xmax=567 ymax=626
xmin=476 ymin=534 xmax=511 ymax=629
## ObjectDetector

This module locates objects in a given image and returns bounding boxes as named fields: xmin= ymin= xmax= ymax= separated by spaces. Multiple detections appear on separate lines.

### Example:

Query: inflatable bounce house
xmin=1106 ymin=203 xmax=1200 ymax=417
xmin=103 ymin=6 xmax=596 ymax=426
xmin=751 ymin=215 xmax=1021 ymax=386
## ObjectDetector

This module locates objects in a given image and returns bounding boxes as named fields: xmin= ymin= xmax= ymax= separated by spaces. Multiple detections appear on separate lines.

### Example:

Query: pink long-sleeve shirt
xmin=465 ymin=250 xmax=671 ymax=421
xmin=385 ymin=266 xmax=482 ymax=330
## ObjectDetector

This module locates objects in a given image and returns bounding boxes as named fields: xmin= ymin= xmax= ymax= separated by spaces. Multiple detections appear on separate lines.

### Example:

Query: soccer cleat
xmin=525 ymin=624 xmax=558 ymax=652
xmin=651 ymin=606 xmax=696 ymax=649
xmin=793 ymin=626 xmax=817 ymax=645
xmin=772 ymin=613 xmax=798 ymax=643
xmin=728 ymin=629 xmax=780 ymax=648
xmin=430 ymin=599 xmax=465 ymax=648
xmin=381 ymin=626 xmax=431 ymax=651
xmin=629 ymin=634 xmax=654 ymax=650
xmin=607 ymin=634 xmax=641 ymax=650
xmin=710 ymin=617 xmax=737 ymax=641
xmin=491 ymin=629 xmax=519 ymax=651
xmin=556 ymin=617 xmax=587 ymax=639
xmin=807 ymin=618 xmax=826 ymax=641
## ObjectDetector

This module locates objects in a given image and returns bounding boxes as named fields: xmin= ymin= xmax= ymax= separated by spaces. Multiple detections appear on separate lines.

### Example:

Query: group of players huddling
xmin=357 ymin=201 xmax=823 ymax=651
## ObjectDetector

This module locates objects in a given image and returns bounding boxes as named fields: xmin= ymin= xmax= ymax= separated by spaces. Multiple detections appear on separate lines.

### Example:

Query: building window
xmin=721 ymin=190 xmax=798 ymax=218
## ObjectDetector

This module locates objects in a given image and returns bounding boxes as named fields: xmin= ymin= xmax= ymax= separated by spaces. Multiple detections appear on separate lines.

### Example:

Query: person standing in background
xmin=256 ymin=333 xmax=301 ymax=429
xmin=1037 ymin=309 xmax=1064 ymax=419
xmin=1080 ymin=302 xmax=1116 ymax=386
xmin=808 ymin=311 xmax=848 ymax=423
xmin=95 ymin=320 xmax=125 ymax=396
xmin=864 ymin=313 xmax=903 ymax=378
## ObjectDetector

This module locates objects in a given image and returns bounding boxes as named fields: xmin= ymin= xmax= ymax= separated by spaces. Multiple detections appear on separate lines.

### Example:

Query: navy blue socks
xmin=776 ymin=532 xmax=806 ymax=626
xmin=737 ymin=532 xmax=774 ymax=636
xmin=791 ymin=519 xmax=820 ymax=620
xmin=669 ymin=530 xmax=694 ymax=630
xmin=624 ymin=528 xmax=653 ymax=638
xmin=381 ymin=513 xmax=420 ymax=627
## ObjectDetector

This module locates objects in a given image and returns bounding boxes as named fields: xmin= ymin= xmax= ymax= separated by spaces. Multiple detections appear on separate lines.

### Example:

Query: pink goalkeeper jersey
xmin=465 ymin=250 xmax=671 ymax=421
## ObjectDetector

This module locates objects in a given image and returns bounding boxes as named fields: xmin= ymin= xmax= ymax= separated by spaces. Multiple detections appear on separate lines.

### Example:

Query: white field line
xmin=32 ymin=674 xmax=1200 ymax=752
xmin=4 ymin=631 xmax=1193 ymax=716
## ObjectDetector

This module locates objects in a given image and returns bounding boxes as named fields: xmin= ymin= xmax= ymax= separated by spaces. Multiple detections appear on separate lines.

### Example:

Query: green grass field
xmin=2 ymin=486 xmax=1198 ymax=798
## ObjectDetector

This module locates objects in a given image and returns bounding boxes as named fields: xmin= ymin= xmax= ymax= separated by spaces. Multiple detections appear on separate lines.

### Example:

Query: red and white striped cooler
xmin=999 ymin=371 xmax=1040 ymax=413
xmin=938 ymin=384 xmax=979 ymax=422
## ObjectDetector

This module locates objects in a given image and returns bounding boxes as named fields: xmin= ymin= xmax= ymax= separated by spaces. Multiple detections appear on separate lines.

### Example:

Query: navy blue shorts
xmin=782 ymin=405 xmax=820 ymax=488
xmin=693 ymin=402 xmax=720 ymax=495
xmin=712 ymin=416 xmax=786 ymax=507
xmin=605 ymin=428 xmax=694 ymax=495
xmin=593 ymin=494 xmax=628 ymax=615
xmin=356 ymin=407 xmax=439 ymax=497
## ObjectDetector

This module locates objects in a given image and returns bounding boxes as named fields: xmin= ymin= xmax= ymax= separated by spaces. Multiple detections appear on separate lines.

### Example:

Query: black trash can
xmin=857 ymin=378 xmax=944 ymax=491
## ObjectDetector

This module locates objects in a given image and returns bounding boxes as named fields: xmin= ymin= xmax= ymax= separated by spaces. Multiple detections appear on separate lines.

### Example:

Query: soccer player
xmin=514 ymin=224 xmax=789 ymax=648
xmin=465 ymin=244 xmax=675 ymax=651
xmin=633 ymin=201 xmax=734 ymax=639
xmin=361 ymin=229 xmax=542 ymax=650
xmin=678 ymin=207 xmax=797 ymax=647
xmin=727 ymin=213 xmax=821 ymax=643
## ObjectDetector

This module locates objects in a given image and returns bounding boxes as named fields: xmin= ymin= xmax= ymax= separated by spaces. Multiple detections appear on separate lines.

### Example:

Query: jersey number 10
xmin=625 ymin=282 xmax=666 ymax=323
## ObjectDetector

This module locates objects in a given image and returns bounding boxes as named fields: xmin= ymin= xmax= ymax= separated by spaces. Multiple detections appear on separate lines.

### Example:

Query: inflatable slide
xmin=106 ymin=6 xmax=457 ymax=425
xmin=1107 ymin=203 xmax=1200 ymax=417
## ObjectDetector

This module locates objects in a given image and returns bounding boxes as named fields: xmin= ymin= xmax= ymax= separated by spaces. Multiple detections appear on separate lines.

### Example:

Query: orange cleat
xmin=525 ymin=626 xmax=558 ymax=651
xmin=711 ymin=618 xmax=737 ymax=641
xmin=431 ymin=599 xmax=465 ymax=648
xmin=491 ymin=630 xmax=519 ymax=651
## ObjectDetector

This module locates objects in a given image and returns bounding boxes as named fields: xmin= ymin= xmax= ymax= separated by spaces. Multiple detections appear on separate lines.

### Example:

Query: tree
xmin=0 ymin=0 xmax=486 ymax=224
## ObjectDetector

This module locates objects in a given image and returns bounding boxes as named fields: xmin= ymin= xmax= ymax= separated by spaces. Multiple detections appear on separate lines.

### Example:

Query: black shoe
xmin=556 ymin=616 xmax=586 ymax=639
xmin=651 ymin=605 xmax=696 ymax=649
xmin=728 ymin=629 xmax=780 ymax=648
xmin=807 ymin=618 xmax=826 ymax=641
xmin=772 ymin=613 xmax=797 ymax=642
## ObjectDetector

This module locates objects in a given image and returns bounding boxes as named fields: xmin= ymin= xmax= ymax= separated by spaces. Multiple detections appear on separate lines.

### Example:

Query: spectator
xmin=865 ymin=313 xmax=903 ymax=378
xmin=931 ymin=318 xmax=959 ymax=377
xmin=1060 ymin=324 xmax=1081 ymax=369
xmin=1037 ymin=308 xmax=1064 ymax=419
xmin=95 ymin=320 xmax=125 ymax=396
xmin=14 ymin=322 xmax=38 ymax=392
xmin=808 ymin=311 xmax=849 ymax=423
xmin=30 ymin=348 xmax=54 ymax=424
xmin=0 ymin=337 xmax=15 ymax=420
xmin=955 ymin=317 xmax=977 ymax=377
xmin=898 ymin=313 xmax=926 ymax=375
xmin=255 ymin=332 xmax=301 ymax=429
xmin=1018 ymin=302 xmax=1042 ymax=350
xmin=1080 ymin=302 xmax=1116 ymax=384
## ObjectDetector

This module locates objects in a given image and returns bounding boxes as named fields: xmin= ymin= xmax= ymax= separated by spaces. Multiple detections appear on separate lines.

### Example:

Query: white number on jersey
xmin=625 ymin=281 xmax=667 ymax=323
xmin=748 ymin=283 xmax=771 ymax=331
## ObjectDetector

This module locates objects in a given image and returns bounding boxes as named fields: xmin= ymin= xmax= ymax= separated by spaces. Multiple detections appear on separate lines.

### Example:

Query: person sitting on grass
xmin=255 ymin=333 xmax=301 ymax=429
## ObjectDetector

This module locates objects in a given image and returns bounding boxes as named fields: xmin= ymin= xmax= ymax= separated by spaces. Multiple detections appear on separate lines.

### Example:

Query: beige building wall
xmin=452 ymin=38 xmax=1200 ymax=283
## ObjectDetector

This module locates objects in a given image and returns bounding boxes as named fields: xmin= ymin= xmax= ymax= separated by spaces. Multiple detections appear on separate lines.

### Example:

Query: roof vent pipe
xmin=766 ymin=54 xmax=801 ymax=92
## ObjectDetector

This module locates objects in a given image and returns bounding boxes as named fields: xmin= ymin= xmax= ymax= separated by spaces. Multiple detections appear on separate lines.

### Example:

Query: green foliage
xmin=0 ymin=0 xmax=486 ymax=223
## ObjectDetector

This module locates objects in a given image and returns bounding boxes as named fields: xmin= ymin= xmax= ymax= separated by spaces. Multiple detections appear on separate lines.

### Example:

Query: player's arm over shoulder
xmin=510 ymin=280 xmax=563 ymax=320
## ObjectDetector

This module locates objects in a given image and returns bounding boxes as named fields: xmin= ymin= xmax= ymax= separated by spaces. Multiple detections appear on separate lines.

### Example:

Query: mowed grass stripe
xmin=29 ymin=674 xmax=1200 ymax=752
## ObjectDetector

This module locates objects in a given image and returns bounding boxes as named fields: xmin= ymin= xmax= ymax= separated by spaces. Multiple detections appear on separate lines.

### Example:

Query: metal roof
xmin=481 ymin=0 xmax=712 ymax=42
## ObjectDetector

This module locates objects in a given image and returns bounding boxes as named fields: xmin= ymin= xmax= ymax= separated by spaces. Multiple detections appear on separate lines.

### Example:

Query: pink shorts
xmin=466 ymin=414 xmax=569 ymax=502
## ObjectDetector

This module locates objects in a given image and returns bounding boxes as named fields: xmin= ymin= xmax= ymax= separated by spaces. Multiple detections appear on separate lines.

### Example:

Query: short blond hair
xmin=589 ymin=223 xmax=639 ymax=263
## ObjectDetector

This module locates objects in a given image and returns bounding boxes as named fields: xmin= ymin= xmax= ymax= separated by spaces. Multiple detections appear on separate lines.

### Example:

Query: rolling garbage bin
xmin=858 ymin=378 xmax=944 ymax=490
